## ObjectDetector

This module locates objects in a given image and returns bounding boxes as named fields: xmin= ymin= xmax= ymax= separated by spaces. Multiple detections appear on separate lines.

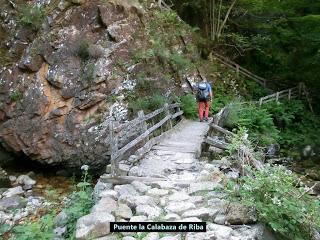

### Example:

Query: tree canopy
xmin=172 ymin=0 xmax=320 ymax=112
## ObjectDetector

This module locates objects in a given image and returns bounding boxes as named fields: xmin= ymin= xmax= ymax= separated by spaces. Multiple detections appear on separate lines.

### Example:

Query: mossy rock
xmin=306 ymin=169 xmax=320 ymax=181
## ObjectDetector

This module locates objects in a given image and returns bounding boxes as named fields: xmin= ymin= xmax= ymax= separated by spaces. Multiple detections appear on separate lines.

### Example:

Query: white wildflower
xmin=81 ymin=165 xmax=89 ymax=171
xmin=272 ymin=196 xmax=281 ymax=206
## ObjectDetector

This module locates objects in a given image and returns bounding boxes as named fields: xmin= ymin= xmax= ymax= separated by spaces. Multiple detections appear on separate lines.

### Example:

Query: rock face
xmin=0 ymin=0 xmax=179 ymax=168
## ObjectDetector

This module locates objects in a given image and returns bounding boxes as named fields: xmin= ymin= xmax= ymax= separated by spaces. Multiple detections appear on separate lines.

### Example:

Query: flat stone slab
xmin=130 ymin=215 xmax=147 ymax=222
xmin=3 ymin=186 xmax=24 ymax=198
xmin=136 ymin=205 xmax=162 ymax=219
xmin=188 ymin=181 xmax=222 ymax=194
xmin=168 ymin=192 xmax=190 ymax=202
xmin=115 ymin=203 xmax=132 ymax=219
xmin=180 ymin=217 xmax=202 ymax=222
xmin=0 ymin=196 xmax=26 ymax=211
xmin=131 ymin=181 xmax=150 ymax=194
xmin=165 ymin=201 xmax=195 ymax=214
xmin=150 ymin=181 xmax=175 ymax=189
xmin=146 ymin=188 xmax=169 ymax=197
xmin=114 ymin=184 xmax=139 ymax=197
xmin=164 ymin=213 xmax=181 ymax=221
xmin=92 ymin=197 xmax=117 ymax=213
xmin=182 ymin=207 xmax=218 ymax=221
xmin=99 ymin=190 xmax=119 ymax=200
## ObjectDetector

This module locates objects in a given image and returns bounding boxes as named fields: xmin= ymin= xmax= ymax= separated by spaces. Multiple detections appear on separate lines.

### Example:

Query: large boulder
xmin=0 ymin=196 xmax=27 ymax=211
xmin=75 ymin=212 xmax=115 ymax=240
xmin=16 ymin=175 xmax=36 ymax=190
xmin=2 ymin=186 xmax=24 ymax=198
xmin=225 ymin=202 xmax=257 ymax=225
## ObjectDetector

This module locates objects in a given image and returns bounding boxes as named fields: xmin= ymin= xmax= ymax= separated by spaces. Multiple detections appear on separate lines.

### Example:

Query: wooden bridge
xmin=109 ymin=103 xmax=183 ymax=177
xmin=106 ymin=50 xmax=314 ymax=180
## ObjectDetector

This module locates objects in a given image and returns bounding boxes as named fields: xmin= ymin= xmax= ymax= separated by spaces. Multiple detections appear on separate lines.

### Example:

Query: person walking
xmin=196 ymin=79 xmax=212 ymax=122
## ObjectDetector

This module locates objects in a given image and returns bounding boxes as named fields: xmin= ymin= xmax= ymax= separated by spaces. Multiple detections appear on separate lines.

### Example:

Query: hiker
xmin=196 ymin=79 xmax=212 ymax=122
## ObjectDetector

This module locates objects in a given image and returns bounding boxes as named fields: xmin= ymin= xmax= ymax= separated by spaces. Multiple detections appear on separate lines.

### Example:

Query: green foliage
xmin=135 ymin=78 xmax=153 ymax=94
xmin=245 ymin=80 xmax=270 ymax=99
xmin=81 ymin=62 xmax=96 ymax=84
xmin=0 ymin=224 xmax=11 ymax=237
xmin=224 ymin=101 xmax=280 ymax=146
xmin=10 ymin=212 xmax=56 ymax=240
xmin=168 ymin=52 xmax=193 ymax=73
xmin=76 ymin=40 xmax=90 ymax=61
xmin=128 ymin=94 xmax=167 ymax=115
xmin=10 ymin=90 xmax=23 ymax=102
xmin=179 ymin=94 xmax=198 ymax=119
xmin=9 ymin=168 xmax=93 ymax=240
xmin=227 ymin=127 xmax=252 ymax=155
xmin=63 ymin=168 xmax=93 ymax=239
xmin=132 ymin=8 xmax=196 ymax=76
xmin=263 ymin=100 xmax=320 ymax=154
xmin=19 ymin=5 xmax=45 ymax=30
xmin=228 ymin=164 xmax=320 ymax=240
xmin=233 ymin=1 xmax=320 ymax=111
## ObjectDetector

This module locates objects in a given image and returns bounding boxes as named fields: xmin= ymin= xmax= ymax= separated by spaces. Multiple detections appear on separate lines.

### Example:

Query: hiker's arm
xmin=210 ymin=88 xmax=213 ymax=101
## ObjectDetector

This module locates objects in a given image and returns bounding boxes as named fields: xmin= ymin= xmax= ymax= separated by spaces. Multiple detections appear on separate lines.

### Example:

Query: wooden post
xmin=276 ymin=92 xmax=279 ymax=102
xmin=259 ymin=98 xmax=263 ymax=106
xmin=235 ymin=64 xmax=239 ymax=79
xmin=138 ymin=110 xmax=148 ymax=141
xmin=109 ymin=119 xmax=119 ymax=177
xmin=164 ymin=103 xmax=172 ymax=130
xmin=288 ymin=89 xmax=292 ymax=101
xmin=299 ymin=82 xmax=302 ymax=98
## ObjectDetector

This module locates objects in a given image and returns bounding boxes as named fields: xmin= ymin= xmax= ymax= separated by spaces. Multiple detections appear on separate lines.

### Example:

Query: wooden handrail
xmin=211 ymin=52 xmax=268 ymax=87
xmin=109 ymin=102 xmax=183 ymax=176
xmin=258 ymin=83 xmax=312 ymax=109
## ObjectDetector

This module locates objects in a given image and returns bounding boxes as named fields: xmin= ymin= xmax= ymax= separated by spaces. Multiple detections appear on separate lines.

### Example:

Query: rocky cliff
xmin=0 ymin=0 xmax=200 ymax=168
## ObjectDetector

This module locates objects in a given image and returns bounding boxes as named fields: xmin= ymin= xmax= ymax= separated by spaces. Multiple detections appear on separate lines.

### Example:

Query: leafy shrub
xmin=224 ymin=101 xmax=279 ymax=146
xmin=81 ymin=62 xmax=96 ymax=84
xmin=180 ymin=94 xmax=198 ymax=119
xmin=262 ymin=100 xmax=320 ymax=154
xmin=228 ymin=165 xmax=320 ymax=240
xmin=10 ymin=90 xmax=23 ymax=102
xmin=169 ymin=53 xmax=193 ymax=73
xmin=135 ymin=78 xmax=153 ymax=94
xmin=245 ymin=80 xmax=270 ymax=99
xmin=76 ymin=40 xmax=90 ymax=61
xmin=226 ymin=127 xmax=252 ymax=155
xmin=11 ymin=212 xmax=56 ymax=240
xmin=263 ymin=100 xmax=305 ymax=129
xmin=19 ymin=5 xmax=45 ymax=30
xmin=128 ymin=95 xmax=167 ymax=115
xmin=63 ymin=166 xmax=93 ymax=239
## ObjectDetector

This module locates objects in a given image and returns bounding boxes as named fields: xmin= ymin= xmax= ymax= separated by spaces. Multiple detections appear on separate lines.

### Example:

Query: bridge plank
xmin=204 ymin=136 xmax=229 ymax=150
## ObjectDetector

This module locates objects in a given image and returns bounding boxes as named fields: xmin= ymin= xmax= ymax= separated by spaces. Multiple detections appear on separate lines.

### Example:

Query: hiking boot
xmin=199 ymin=119 xmax=203 ymax=122
xmin=204 ymin=117 xmax=208 ymax=122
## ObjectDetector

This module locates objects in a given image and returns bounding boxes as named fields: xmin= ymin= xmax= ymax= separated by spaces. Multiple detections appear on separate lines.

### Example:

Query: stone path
xmin=75 ymin=120 xmax=275 ymax=240
xmin=128 ymin=120 xmax=208 ymax=180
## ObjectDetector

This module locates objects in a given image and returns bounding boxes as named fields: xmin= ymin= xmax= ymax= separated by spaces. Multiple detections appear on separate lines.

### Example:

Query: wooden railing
xmin=109 ymin=103 xmax=183 ymax=177
xmin=258 ymin=82 xmax=313 ymax=112
xmin=203 ymin=122 xmax=264 ymax=172
xmin=258 ymin=86 xmax=299 ymax=105
xmin=211 ymin=52 xmax=268 ymax=87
